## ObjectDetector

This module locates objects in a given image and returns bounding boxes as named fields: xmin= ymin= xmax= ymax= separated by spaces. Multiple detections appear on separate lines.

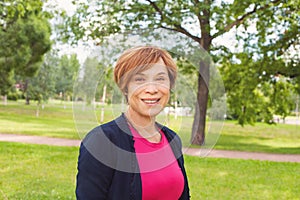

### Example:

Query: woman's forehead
xmin=133 ymin=62 xmax=168 ymax=76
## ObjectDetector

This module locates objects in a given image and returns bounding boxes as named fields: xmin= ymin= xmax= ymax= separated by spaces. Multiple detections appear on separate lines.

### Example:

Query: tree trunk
xmin=191 ymin=60 xmax=210 ymax=145
xmin=25 ymin=92 xmax=30 ymax=105
xmin=174 ymin=93 xmax=178 ymax=120
xmin=23 ymin=79 xmax=30 ymax=105
xmin=102 ymin=84 xmax=107 ymax=103
xmin=100 ymin=84 xmax=107 ymax=123
xmin=3 ymin=95 xmax=7 ymax=106
xmin=36 ymin=102 xmax=40 ymax=117
xmin=190 ymin=8 xmax=212 ymax=145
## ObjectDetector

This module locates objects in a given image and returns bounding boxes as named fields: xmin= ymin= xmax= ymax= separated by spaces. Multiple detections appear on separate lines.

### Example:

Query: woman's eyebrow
xmin=134 ymin=72 xmax=146 ymax=76
xmin=157 ymin=72 xmax=168 ymax=76
xmin=134 ymin=71 xmax=167 ymax=76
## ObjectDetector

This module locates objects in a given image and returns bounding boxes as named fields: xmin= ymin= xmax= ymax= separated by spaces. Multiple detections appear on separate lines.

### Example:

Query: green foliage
xmin=222 ymin=0 xmax=300 ymax=125
xmin=73 ymin=39 xmax=126 ymax=105
xmin=0 ymin=0 xmax=44 ymax=23
xmin=25 ymin=52 xmax=57 ymax=104
xmin=7 ymin=92 xmax=19 ymax=101
xmin=0 ymin=66 xmax=15 ymax=95
xmin=220 ymin=51 xmax=297 ymax=125
xmin=175 ymin=57 xmax=198 ymax=108
xmin=0 ymin=0 xmax=52 ymax=95
xmin=62 ymin=0 xmax=299 ymax=131
xmin=75 ymin=57 xmax=101 ymax=104
xmin=55 ymin=54 xmax=80 ymax=100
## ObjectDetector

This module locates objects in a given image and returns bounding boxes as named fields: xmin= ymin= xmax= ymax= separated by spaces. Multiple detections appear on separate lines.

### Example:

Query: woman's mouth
xmin=142 ymin=98 xmax=160 ymax=105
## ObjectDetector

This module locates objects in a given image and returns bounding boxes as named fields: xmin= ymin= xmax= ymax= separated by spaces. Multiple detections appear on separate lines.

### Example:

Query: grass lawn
xmin=214 ymin=121 xmax=300 ymax=154
xmin=0 ymin=142 xmax=299 ymax=200
xmin=166 ymin=115 xmax=300 ymax=154
xmin=0 ymin=100 xmax=299 ymax=154
xmin=185 ymin=155 xmax=300 ymax=199
xmin=0 ymin=142 xmax=78 ymax=200
xmin=0 ymin=100 xmax=79 ymax=139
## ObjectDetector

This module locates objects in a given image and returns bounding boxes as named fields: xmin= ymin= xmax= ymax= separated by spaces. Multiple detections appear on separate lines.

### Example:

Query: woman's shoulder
xmin=83 ymin=114 xmax=131 ymax=141
xmin=157 ymin=123 xmax=177 ymax=138
xmin=81 ymin=114 xmax=134 ymax=155
xmin=157 ymin=123 xmax=182 ymax=144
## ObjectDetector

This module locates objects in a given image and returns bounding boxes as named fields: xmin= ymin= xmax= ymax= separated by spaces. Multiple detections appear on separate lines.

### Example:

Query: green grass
xmin=1 ymin=142 xmax=299 ymax=200
xmin=185 ymin=155 xmax=300 ymax=200
xmin=0 ymin=142 xmax=78 ymax=200
xmin=0 ymin=100 xmax=117 ymax=139
xmin=0 ymin=100 xmax=78 ymax=139
xmin=214 ymin=121 xmax=300 ymax=154
xmin=166 ymin=116 xmax=300 ymax=154
xmin=0 ymin=100 xmax=300 ymax=154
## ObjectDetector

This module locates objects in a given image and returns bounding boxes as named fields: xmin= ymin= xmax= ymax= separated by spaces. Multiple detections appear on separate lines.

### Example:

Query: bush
xmin=7 ymin=92 xmax=19 ymax=101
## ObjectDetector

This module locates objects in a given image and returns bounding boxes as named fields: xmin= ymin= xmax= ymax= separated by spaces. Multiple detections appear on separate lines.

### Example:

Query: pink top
xmin=129 ymin=126 xmax=184 ymax=200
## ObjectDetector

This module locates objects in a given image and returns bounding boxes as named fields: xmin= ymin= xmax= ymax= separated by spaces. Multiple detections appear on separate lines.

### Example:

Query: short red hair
xmin=114 ymin=46 xmax=177 ymax=94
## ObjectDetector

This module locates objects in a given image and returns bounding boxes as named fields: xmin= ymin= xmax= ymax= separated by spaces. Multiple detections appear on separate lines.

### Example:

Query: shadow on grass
xmin=214 ymin=134 xmax=300 ymax=154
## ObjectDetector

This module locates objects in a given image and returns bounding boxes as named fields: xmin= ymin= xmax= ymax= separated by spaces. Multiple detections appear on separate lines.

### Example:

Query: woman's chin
xmin=146 ymin=108 xmax=164 ymax=118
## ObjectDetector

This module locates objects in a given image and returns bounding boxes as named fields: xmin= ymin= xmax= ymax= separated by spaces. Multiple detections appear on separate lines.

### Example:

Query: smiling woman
xmin=114 ymin=46 xmax=177 ymax=96
xmin=126 ymin=60 xmax=171 ymax=128
xmin=76 ymin=46 xmax=190 ymax=200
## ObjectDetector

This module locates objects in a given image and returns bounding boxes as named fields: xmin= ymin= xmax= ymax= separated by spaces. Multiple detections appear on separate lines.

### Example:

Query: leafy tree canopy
xmin=0 ymin=0 xmax=52 ymax=95
xmin=63 ymin=0 xmax=299 ymax=142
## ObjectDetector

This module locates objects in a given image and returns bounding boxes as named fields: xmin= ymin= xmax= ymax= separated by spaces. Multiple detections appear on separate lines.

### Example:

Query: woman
xmin=76 ymin=46 xmax=190 ymax=200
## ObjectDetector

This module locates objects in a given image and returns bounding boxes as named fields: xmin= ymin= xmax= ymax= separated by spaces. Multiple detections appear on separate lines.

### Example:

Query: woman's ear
xmin=123 ymin=88 xmax=129 ymax=103
xmin=123 ymin=87 xmax=128 ymax=95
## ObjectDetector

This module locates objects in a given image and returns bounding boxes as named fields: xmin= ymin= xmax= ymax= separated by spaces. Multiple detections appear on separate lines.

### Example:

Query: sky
xmin=43 ymin=0 xmax=88 ymax=63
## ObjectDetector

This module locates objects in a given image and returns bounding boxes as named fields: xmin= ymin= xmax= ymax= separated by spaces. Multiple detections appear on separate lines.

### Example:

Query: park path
xmin=1 ymin=133 xmax=300 ymax=163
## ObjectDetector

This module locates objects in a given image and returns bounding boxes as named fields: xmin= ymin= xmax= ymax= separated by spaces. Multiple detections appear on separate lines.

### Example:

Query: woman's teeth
xmin=143 ymin=99 xmax=159 ymax=103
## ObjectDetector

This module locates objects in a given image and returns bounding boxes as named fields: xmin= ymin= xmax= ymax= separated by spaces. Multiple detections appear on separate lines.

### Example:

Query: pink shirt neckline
xmin=130 ymin=126 xmax=165 ymax=147
xmin=129 ymin=125 xmax=184 ymax=200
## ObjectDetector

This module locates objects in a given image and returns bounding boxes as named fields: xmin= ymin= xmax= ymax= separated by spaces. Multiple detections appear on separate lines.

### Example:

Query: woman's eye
xmin=156 ymin=77 xmax=166 ymax=81
xmin=134 ymin=77 xmax=145 ymax=82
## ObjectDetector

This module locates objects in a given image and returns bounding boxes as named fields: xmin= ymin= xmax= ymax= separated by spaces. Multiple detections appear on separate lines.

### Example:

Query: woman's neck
xmin=125 ymin=109 xmax=161 ymax=141
xmin=125 ymin=108 xmax=155 ymax=128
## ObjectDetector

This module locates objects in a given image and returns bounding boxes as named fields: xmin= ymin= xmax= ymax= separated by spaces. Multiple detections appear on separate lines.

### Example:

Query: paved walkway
xmin=1 ymin=133 xmax=300 ymax=163
xmin=0 ymin=133 xmax=81 ymax=147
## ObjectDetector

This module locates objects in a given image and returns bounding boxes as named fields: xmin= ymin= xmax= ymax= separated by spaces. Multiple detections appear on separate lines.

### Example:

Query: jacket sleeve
xmin=179 ymin=154 xmax=191 ymax=200
xmin=76 ymin=143 xmax=115 ymax=200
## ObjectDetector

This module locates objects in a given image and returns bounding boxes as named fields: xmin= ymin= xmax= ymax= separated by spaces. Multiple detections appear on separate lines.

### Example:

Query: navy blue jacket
xmin=76 ymin=114 xmax=190 ymax=200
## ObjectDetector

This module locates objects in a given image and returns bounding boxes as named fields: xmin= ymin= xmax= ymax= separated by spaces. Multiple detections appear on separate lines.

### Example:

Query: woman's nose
xmin=144 ymin=82 xmax=158 ymax=93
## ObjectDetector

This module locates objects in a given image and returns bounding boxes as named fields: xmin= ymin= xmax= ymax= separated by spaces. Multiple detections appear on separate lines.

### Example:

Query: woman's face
xmin=127 ymin=58 xmax=170 ymax=119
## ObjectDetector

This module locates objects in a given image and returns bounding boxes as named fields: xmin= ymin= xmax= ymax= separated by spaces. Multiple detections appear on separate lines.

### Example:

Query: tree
xmin=79 ymin=57 xmax=102 ymax=104
xmin=218 ymin=0 xmax=300 ymax=125
xmin=55 ymin=54 xmax=80 ymax=102
xmin=270 ymin=76 xmax=295 ymax=122
xmin=25 ymin=51 xmax=57 ymax=115
xmin=220 ymin=45 xmax=298 ymax=124
xmin=0 ymin=0 xmax=52 ymax=97
xmin=65 ymin=0 xmax=299 ymax=145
